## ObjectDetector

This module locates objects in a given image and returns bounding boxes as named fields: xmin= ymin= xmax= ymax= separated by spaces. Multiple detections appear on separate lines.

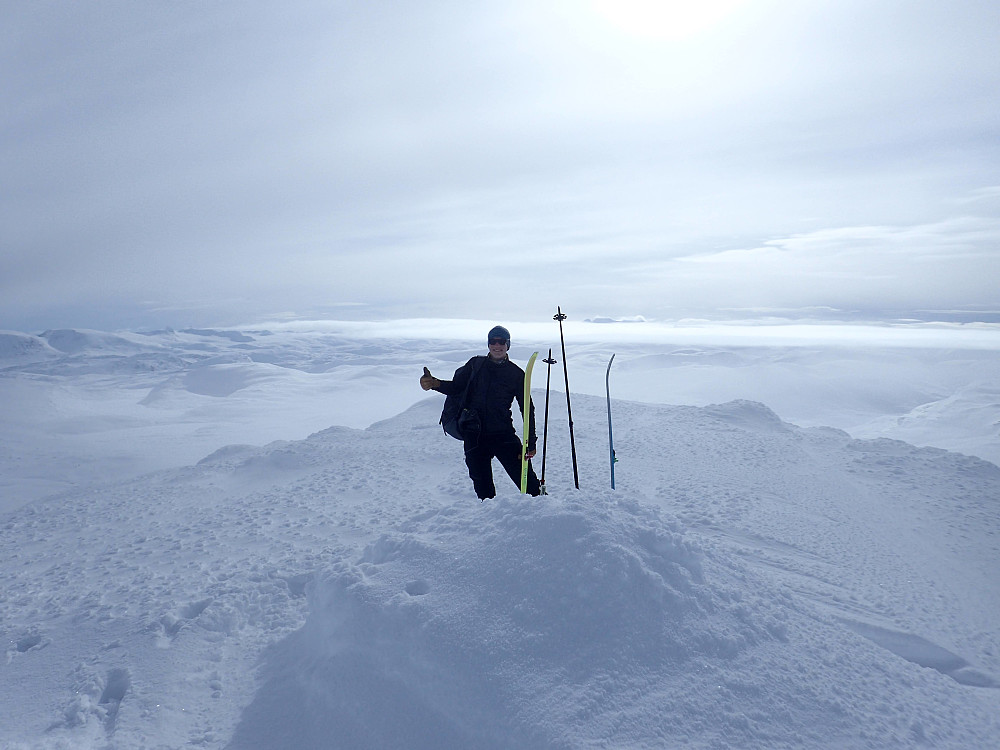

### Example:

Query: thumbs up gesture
xmin=420 ymin=367 xmax=440 ymax=391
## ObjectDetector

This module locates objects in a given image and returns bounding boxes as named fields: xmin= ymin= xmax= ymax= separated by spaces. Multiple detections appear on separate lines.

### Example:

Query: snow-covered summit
xmin=2 ymin=394 xmax=998 ymax=748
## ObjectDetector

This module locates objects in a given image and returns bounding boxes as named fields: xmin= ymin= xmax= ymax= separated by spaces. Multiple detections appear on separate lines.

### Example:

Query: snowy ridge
xmin=39 ymin=329 xmax=154 ymax=356
xmin=2 ymin=395 xmax=998 ymax=749
xmin=0 ymin=329 xmax=432 ymax=511
xmin=0 ymin=331 xmax=59 ymax=362
xmin=2 ymin=326 xmax=999 ymax=515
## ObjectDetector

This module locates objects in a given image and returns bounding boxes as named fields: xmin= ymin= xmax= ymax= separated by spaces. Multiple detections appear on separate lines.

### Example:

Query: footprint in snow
xmin=155 ymin=598 xmax=214 ymax=646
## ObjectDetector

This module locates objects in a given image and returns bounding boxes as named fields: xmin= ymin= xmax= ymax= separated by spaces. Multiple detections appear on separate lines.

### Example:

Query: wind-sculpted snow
xmin=1 ymin=331 xmax=999 ymax=748
xmin=227 ymin=486 xmax=1000 ymax=749
xmin=231 ymin=498 xmax=717 ymax=748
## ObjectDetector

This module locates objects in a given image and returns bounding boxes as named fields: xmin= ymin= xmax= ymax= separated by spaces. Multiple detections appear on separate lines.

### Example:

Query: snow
xmin=1 ymin=323 xmax=999 ymax=748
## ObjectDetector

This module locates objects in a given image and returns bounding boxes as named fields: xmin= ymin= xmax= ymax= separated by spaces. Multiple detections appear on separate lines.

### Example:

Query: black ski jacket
xmin=435 ymin=355 xmax=536 ymax=450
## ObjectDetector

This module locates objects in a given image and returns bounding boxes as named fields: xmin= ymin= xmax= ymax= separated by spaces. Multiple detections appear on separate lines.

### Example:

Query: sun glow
xmin=591 ymin=0 xmax=750 ymax=41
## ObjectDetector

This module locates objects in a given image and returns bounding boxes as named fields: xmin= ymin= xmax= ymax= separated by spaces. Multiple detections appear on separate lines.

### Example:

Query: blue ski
xmin=606 ymin=353 xmax=617 ymax=489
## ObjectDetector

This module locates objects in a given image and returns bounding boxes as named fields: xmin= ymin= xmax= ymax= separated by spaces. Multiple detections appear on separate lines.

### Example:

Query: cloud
xmin=683 ymin=218 xmax=1000 ymax=266
xmin=250 ymin=316 xmax=1000 ymax=352
xmin=1 ymin=1 xmax=999 ymax=330
xmin=624 ymin=217 xmax=1000 ymax=312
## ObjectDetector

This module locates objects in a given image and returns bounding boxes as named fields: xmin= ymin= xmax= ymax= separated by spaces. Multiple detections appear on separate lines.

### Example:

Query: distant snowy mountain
xmin=39 ymin=329 xmax=152 ymax=355
xmin=2 ymin=392 xmax=998 ymax=749
xmin=0 ymin=331 xmax=58 ymax=360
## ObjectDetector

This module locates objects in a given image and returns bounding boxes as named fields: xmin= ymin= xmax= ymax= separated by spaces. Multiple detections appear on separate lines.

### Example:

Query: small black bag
xmin=451 ymin=407 xmax=481 ymax=441
xmin=440 ymin=357 xmax=485 ymax=440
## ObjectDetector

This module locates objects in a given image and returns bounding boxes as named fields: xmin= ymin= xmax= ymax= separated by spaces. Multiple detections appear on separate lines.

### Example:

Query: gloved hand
xmin=420 ymin=367 xmax=441 ymax=391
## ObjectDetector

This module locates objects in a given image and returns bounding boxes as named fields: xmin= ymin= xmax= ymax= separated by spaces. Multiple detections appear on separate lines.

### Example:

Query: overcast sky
xmin=3 ymin=0 xmax=999 ymax=332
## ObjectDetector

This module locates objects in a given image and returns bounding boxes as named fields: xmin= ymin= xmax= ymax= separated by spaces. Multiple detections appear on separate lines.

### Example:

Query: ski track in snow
xmin=1 ymin=328 xmax=999 ymax=748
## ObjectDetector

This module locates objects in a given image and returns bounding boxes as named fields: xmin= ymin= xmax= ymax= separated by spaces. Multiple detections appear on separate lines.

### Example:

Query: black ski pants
xmin=464 ymin=431 xmax=540 ymax=499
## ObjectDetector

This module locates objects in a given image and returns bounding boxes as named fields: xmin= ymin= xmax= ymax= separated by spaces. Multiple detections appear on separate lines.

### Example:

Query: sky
xmin=2 ymin=0 xmax=999 ymax=332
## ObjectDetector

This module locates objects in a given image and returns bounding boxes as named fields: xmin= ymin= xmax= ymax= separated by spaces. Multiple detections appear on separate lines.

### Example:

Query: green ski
xmin=520 ymin=351 xmax=539 ymax=494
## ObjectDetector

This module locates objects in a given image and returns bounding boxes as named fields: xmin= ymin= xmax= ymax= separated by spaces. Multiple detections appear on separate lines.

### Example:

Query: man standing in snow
xmin=420 ymin=325 xmax=541 ymax=499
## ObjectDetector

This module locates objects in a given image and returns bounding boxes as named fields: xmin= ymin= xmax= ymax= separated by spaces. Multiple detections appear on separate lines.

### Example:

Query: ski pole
xmin=520 ymin=352 xmax=539 ymax=495
xmin=554 ymin=307 xmax=580 ymax=489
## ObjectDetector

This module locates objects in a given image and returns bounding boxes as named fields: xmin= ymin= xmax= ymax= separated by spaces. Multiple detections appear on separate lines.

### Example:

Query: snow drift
xmin=230 ymin=493 xmax=980 ymax=750
xmin=3 ymin=391 xmax=998 ymax=749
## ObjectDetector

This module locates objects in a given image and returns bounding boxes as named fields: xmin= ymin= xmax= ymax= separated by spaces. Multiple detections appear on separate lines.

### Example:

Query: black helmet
xmin=488 ymin=325 xmax=511 ymax=350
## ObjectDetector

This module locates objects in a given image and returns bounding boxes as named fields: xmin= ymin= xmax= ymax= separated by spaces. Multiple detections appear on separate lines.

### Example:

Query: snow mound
xmin=227 ymin=491 xmax=996 ymax=749
xmin=0 ymin=331 xmax=57 ymax=359
xmin=704 ymin=399 xmax=791 ymax=432
xmin=182 ymin=362 xmax=263 ymax=397
xmin=140 ymin=361 xmax=306 ymax=404
xmin=853 ymin=382 xmax=1000 ymax=465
